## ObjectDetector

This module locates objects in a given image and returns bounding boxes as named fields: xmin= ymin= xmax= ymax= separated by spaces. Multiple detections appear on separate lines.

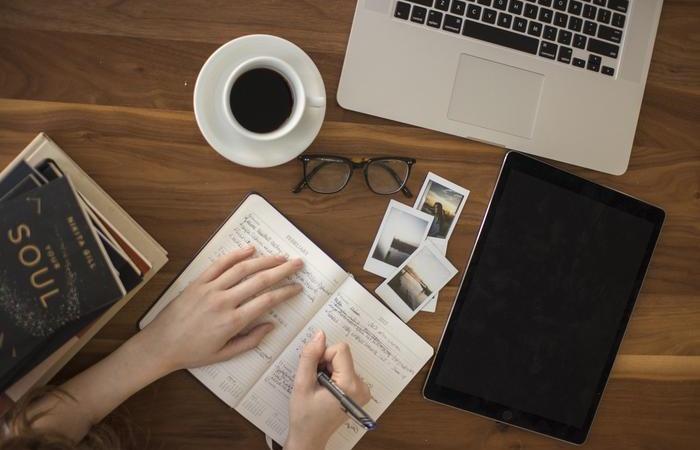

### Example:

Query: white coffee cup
xmin=222 ymin=56 xmax=325 ymax=142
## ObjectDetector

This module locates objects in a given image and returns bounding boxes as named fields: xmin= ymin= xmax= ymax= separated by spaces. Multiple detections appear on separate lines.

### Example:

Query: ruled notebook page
xmin=139 ymin=194 xmax=348 ymax=407
xmin=236 ymin=276 xmax=434 ymax=449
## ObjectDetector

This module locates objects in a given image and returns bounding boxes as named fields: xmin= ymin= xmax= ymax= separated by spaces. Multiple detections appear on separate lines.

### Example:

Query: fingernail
xmin=243 ymin=245 xmax=255 ymax=252
xmin=291 ymin=258 xmax=304 ymax=268
xmin=312 ymin=330 xmax=324 ymax=342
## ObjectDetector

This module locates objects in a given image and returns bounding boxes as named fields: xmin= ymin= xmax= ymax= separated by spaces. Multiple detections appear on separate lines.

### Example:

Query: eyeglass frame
xmin=292 ymin=155 xmax=416 ymax=197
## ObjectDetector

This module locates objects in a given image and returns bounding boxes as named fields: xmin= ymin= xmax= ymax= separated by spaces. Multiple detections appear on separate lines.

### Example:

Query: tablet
xmin=423 ymin=152 xmax=664 ymax=444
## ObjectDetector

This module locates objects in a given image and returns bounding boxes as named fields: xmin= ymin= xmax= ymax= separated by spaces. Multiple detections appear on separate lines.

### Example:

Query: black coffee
xmin=229 ymin=68 xmax=294 ymax=134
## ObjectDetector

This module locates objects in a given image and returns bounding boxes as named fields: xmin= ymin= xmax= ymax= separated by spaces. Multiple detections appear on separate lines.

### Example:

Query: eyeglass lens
xmin=366 ymin=159 xmax=410 ymax=194
xmin=305 ymin=159 xmax=351 ymax=194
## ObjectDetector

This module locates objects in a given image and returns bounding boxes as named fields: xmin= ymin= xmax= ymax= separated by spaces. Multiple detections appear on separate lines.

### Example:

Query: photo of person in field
xmin=417 ymin=181 xmax=465 ymax=239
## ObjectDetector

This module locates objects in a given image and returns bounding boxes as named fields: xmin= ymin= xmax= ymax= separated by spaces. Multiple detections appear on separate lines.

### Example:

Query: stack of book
xmin=0 ymin=133 xmax=167 ymax=414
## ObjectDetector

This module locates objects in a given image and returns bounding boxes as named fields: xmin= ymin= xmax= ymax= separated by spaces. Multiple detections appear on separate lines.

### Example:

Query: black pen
xmin=317 ymin=371 xmax=377 ymax=431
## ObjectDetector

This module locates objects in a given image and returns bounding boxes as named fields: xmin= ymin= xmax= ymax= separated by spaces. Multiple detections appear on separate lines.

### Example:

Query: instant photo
xmin=364 ymin=200 xmax=433 ymax=278
xmin=375 ymin=240 xmax=457 ymax=322
xmin=414 ymin=173 xmax=469 ymax=242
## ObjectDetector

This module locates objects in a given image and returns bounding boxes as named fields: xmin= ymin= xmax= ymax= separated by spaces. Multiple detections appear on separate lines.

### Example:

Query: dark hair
xmin=1 ymin=387 xmax=129 ymax=450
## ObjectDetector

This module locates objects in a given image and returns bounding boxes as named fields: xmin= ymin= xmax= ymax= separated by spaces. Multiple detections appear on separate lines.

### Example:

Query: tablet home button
xmin=502 ymin=411 xmax=513 ymax=421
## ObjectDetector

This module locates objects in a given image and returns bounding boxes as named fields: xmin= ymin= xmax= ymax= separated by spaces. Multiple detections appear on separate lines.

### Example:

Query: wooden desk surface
xmin=0 ymin=1 xmax=698 ymax=448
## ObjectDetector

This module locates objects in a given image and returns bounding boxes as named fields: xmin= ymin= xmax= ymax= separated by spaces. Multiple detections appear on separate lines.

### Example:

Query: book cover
xmin=0 ymin=177 xmax=126 ymax=387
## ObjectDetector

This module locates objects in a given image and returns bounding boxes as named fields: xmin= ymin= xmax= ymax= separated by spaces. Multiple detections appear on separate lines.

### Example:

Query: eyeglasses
xmin=293 ymin=155 xmax=416 ymax=197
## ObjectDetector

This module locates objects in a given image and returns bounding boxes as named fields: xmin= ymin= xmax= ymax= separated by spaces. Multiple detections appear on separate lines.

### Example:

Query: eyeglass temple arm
xmin=373 ymin=161 xmax=413 ymax=198
xmin=292 ymin=160 xmax=335 ymax=193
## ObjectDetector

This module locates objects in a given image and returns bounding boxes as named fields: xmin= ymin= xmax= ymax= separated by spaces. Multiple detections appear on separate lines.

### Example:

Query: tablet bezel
xmin=423 ymin=152 xmax=665 ymax=444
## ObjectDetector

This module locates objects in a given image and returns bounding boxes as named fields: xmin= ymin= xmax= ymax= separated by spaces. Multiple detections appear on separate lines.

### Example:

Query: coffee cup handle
xmin=307 ymin=95 xmax=326 ymax=108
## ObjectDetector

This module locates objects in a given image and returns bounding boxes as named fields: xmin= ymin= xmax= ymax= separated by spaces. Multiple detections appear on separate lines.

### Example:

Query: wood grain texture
xmin=0 ymin=1 xmax=698 ymax=449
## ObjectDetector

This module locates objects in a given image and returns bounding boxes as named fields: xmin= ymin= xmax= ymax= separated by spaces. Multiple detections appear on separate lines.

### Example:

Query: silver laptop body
xmin=338 ymin=0 xmax=663 ymax=175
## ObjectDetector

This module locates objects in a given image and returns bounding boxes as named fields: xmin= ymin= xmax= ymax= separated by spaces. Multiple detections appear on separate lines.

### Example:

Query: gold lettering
xmin=39 ymin=288 xmax=60 ymax=308
xmin=19 ymin=244 xmax=41 ymax=267
xmin=8 ymin=224 xmax=30 ymax=244
xmin=30 ymin=267 xmax=54 ymax=290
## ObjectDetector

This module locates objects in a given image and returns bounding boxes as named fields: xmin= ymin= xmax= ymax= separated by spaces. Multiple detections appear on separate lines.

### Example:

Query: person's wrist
xmin=285 ymin=429 xmax=328 ymax=450
xmin=125 ymin=329 xmax=179 ymax=379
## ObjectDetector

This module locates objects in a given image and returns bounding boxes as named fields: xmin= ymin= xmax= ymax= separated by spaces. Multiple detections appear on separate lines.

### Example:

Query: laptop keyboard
xmin=393 ymin=0 xmax=628 ymax=77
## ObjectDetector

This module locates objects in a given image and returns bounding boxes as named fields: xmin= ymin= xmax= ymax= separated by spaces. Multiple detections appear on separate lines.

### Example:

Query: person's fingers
xmin=227 ymin=258 xmax=304 ymax=301
xmin=323 ymin=342 xmax=356 ymax=379
xmin=212 ymin=254 xmax=287 ymax=290
xmin=234 ymin=283 xmax=303 ymax=324
xmin=197 ymin=246 xmax=255 ymax=283
xmin=215 ymin=322 xmax=275 ymax=361
xmin=294 ymin=330 xmax=326 ymax=393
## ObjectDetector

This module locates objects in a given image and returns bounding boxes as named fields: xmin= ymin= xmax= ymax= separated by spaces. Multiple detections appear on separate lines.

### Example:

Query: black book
xmin=0 ymin=177 xmax=126 ymax=388
xmin=35 ymin=159 xmax=143 ymax=292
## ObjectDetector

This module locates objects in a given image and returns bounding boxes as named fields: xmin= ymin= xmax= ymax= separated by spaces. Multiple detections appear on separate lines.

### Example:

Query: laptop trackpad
xmin=448 ymin=54 xmax=544 ymax=139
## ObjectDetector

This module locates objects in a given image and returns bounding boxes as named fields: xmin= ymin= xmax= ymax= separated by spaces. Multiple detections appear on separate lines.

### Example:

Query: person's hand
xmin=286 ymin=331 xmax=371 ymax=450
xmin=136 ymin=246 xmax=304 ymax=375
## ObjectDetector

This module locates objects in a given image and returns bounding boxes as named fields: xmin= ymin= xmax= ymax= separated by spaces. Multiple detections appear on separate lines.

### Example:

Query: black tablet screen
xmin=434 ymin=165 xmax=657 ymax=429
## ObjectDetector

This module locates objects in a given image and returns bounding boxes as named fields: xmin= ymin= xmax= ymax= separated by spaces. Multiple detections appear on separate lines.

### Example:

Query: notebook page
xmin=139 ymin=194 xmax=348 ymax=407
xmin=236 ymin=277 xmax=434 ymax=449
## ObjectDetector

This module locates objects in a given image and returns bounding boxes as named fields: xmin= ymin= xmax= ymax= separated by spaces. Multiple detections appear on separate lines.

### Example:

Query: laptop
xmin=338 ymin=0 xmax=663 ymax=175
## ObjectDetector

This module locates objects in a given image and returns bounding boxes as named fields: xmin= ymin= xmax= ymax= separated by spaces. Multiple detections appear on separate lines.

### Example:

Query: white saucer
xmin=193 ymin=35 xmax=326 ymax=168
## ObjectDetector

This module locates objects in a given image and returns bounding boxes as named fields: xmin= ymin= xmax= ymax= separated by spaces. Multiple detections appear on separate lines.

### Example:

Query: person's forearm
xmin=30 ymin=331 xmax=170 ymax=441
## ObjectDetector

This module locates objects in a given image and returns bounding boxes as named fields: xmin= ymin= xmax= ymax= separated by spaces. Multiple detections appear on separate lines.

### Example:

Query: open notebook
xmin=139 ymin=193 xmax=433 ymax=449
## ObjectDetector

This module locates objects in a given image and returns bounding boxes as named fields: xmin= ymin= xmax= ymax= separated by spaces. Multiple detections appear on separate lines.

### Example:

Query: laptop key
xmin=395 ymin=1 xmax=411 ymax=19
xmin=493 ymin=0 xmax=508 ymax=10
xmin=467 ymin=3 xmax=482 ymax=19
xmin=539 ymin=8 xmax=553 ymax=23
xmin=451 ymin=0 xmax=467 ymax=15
xmin=443 ymin=14 xmax=463 ymax=32
xmin=598 ymin=24 xmax=622 ymax=43
xmin=607 ymin=0 xmax=628 ymax=13
xmin=557 ymin=46 xmax=573 ymax=63
xmin=568 ymin=0 xmax=582 ymax=15
xmin=601 ymin=66 xmax=615 ymax=76
xmin=524 ymin=3 xmax=538 ymax=18
xmin=583 ymin=20 xmax=597 ymax=35
xmin=587 ymin=54 xmax=601 ymax=71
xmin=568 ymin=16 xmax=582 ymax=31
xmin=435 ymin=0 xmax=450 ymax=11
xmin=544 ymin=25 xmax=557 ymax=41
xmin=513 ymin=16 xmax=528 ymax=32
xmin=538 ymin=0 xmax=552 ymax=6
xmin=498 ymin=12 xmax=513 ymax=28
xmin=509 ymin=0 xmax=524 ymax=14
xmin=483 ymin=8 xmax=498 ymax=23
xmin=462 ymin=19 xmax=539 ymax=54
xmin=528 ymin=21 xmax=543 ymax=36
xmin=477 ymin=0 xmax=492 ymax=6
xmin=539 ymin=41 xmax=558 ymax=59
xmin=410 ymin=6 xmax=428 ymax=23
xmin=553 ymin=0 xmax=567 ymax=11
xmin=611 ymin=12 xmax=625 ymax=28
xmin=428 ymin=10 xmax=444 ymax=27
xmin=572 ymin=57 xmax=586 ymax=67
xmin=573 ymin=33 xmax=586 ymax=48
xmin=558 ymin=29 xmax=572 ymax=44
xmin=554 ymin=12 xmax=567 ymax=27
xmin=588 ymin=37 xmax=619 ymax=58
xmin=582 ymin=4 xmax=596 ymax=19
xmin=597 ymin=8 xmax=611 ymax=23
xmin=592 ymin=0 xmax=605 ymax=5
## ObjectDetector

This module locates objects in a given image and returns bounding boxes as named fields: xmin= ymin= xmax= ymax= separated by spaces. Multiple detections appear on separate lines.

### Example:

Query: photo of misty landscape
xmin=372 ymin=207 xmax=430 ymax=267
